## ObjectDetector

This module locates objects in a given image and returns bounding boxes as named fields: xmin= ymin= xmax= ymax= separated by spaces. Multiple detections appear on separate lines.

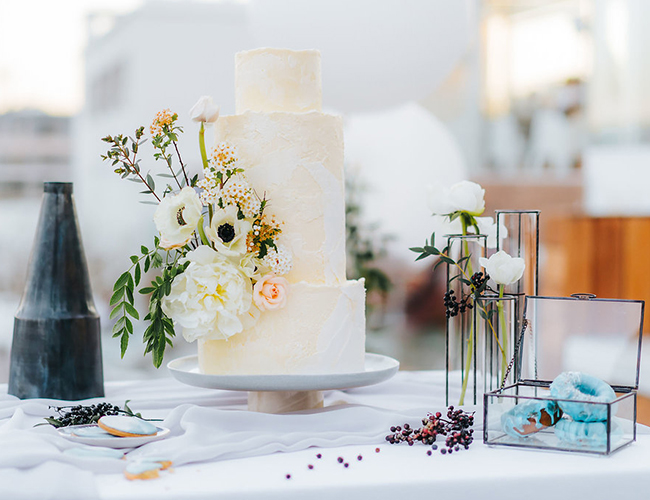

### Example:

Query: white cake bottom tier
xmin=198 ymin=279 xmax=366 ymax=375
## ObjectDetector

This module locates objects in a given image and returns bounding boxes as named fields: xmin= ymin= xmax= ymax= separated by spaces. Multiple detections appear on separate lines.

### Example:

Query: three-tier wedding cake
xmin=198 ymin=48 xmax=366 ymax=375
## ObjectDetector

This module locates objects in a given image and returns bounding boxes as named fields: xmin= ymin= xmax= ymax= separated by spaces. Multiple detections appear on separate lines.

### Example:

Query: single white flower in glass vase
xmin=161 ymin=246 xmax=253 ymax=342
xmin=206 ymin=205 xmax=252 ymax=257
xmin=479 ymin=250 xmax=526 ymax=380
xmin=479 ymin=251 xmax=526 ymax=288
xmin=153 ymin=187 xmax=202 ymax=249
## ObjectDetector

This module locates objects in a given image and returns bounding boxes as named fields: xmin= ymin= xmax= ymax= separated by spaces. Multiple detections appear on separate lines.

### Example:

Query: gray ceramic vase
xmin=8 ymin=182 xmax=104 ymax=400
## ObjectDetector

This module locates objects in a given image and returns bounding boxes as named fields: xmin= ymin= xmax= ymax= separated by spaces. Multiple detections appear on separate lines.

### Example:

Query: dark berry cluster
xmin=470 ymin=272 xmax=489 ymax=290
xmin=443 ymin=272 xmax=491 ymax=318
xmin=385 ymin=406 xmax=475 ymax=455
xmin=42 ymin=401 xmax=146 ymax=428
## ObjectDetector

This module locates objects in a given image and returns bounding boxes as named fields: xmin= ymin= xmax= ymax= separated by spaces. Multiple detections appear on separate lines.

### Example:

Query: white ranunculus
xmin=153 ymin=187 xmax=202 ymax=250
xmin=162 ymin=246 xmax=252 ymax=342
xmin=206 ymin=205 xmax=252 ymax=257
xmin=447 ymin=180 xmax=485 ymax=216
xmin=189 ymin=96 xmax=220 ymax=123
xmin=479 ymin=250 xmax=525 ymax=286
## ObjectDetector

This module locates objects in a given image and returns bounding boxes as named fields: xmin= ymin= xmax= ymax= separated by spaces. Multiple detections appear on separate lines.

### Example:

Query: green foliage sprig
xmin=410 ymin=232 xmax=493 ymax=311
xmin=140 ymin=261 xmax=189 ymax=368
xmin=101 ymin=128 xmax=161 ymax=202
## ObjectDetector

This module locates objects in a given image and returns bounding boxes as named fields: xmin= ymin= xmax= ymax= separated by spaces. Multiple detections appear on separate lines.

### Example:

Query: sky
xmin=0 ymin=0 xmax=141 ymax=115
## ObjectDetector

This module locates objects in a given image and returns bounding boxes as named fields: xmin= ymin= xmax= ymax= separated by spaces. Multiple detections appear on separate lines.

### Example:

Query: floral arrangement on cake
xmin=101 ymin=97 xmax=292 ymax=367
xmin=411 ymin=180 xmax=524 ymax=404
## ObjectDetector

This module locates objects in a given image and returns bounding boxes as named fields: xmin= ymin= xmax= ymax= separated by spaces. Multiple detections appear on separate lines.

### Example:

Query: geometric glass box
xmin=484 ymin=294 xmax=644 ymax=455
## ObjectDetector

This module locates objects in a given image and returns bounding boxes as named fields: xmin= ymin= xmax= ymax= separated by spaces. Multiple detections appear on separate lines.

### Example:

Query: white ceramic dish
xmin=167 ymin=352 xmax=399 ymax=392
xmin=58 ymin=424 xmax=170 ymax=449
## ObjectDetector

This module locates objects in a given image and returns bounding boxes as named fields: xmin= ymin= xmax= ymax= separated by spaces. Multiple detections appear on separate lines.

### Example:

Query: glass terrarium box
xmin=483 ymin=295 xmax=644 ymax=455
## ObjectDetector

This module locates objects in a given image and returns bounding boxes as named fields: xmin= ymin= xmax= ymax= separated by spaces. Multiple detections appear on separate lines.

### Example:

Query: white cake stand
xmin=167 ymin=353 xmax=399 ymax=414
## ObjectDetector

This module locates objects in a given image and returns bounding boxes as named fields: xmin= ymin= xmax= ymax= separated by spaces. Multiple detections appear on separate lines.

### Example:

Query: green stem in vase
xmin=498 ymin=284 xmax=508 ymax=383
xmin=458 ymin=217 xmax=473 ymax=406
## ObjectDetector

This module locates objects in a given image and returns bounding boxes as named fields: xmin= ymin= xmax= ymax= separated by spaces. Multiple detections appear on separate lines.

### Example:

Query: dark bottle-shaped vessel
xmin=9 ymin=182 xmax=104 ymax=400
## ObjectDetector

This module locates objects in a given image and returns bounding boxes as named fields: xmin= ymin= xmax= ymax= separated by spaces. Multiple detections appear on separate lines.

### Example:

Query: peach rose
xmin=253 ymin=274 xmax=289 ymax=311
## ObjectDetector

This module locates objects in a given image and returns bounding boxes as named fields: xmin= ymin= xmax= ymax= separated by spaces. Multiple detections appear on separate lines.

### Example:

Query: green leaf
xmin=146 ymin=173 xmax=156 ymax=191
xmin=125 ymin=317 xmax=133 ymax=334
xmin=424 ymin=245 xmax=440 ymax=255
xmin=409 ymin=247 xmax=424 ymax=253
xmin=130 ymin=255 xmax=139 ymax=264
xmin=120 ymin=333 xmax=129 ymax=358
xmin=109 ymin=287 xmax=125 ymax=306
xmin=144 ymin=256 xmax=151 ymax=273
xmin=125 ymin=286 xmax=134 ymax=305
xmin=141 ymin=245 xmax=148 ymax=255
xmin=109 ymin=303 xmax=125 ymax=320
xmin=415 ymin=253 xmax=430 ymax=262
xmin=439 ymin=255 xmax=455 ymax=265
xmin=114 ymin=272 xmax=131 ymax=291
xmin=135 ymin=263 xmax=141 ymax=286
xmin=124 ymin=302 xmax=140 ymax=320
xmin=139 ymin=286 xmax=155 ymax=295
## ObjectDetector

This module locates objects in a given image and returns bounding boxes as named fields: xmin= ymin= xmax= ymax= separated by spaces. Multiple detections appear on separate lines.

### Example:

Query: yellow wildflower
xmin=150 ymin=109 xmax=176 ymax=137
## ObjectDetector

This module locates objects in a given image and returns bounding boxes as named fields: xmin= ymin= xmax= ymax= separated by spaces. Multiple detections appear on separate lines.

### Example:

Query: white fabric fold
xmin=0 ymin=371 xmax=462 ymax=499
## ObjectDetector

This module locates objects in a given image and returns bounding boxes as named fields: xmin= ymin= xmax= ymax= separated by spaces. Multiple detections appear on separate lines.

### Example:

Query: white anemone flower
xmin=153 ymin=187 xmax=202 ymax=250
xmin=206 ymin=205 xmax=252 ymax=257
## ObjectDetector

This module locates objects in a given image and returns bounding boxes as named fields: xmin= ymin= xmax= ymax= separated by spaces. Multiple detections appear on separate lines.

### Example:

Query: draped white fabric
xmin=2 ymin=371 xmax=650 ymax=500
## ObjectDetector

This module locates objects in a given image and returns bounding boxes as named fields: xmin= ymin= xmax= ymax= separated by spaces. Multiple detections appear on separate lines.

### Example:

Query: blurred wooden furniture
xmin=544 ymin=216 xmax=650 ymax=312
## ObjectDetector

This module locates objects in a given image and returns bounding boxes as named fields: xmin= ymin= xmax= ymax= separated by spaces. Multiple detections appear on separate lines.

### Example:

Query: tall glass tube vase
xmin=475 ymin=294 xmax=515 ymax=395
xmin=445 ymin=234 xmax=486 ymax=406
xmin=496 ymin=210 xmax=539 ymax=379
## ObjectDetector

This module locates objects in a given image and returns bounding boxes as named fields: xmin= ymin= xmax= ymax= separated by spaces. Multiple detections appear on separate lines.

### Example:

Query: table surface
xmin=3 ymin=371 xmax=650 ymax=500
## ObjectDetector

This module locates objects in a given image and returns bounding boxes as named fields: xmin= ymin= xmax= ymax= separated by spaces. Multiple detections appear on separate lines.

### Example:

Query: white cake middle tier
xmin=215 ymin=111 xmax=346 ymax=286
xmin=198 ymin=279 xmax=366 ymax=375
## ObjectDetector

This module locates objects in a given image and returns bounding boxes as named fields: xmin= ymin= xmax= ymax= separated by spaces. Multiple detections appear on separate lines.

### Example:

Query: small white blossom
xmin=261 ymin=244 xmax=293 ymax=276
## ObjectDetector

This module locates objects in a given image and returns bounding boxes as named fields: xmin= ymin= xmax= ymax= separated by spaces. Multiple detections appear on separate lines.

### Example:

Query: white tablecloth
xmin=2 ymin=371 xmax=650 ymax=500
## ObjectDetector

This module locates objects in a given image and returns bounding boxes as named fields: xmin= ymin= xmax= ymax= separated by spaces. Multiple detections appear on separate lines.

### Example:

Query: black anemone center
xmin=176 ymin=207 xmax=187 ymax=226
xmin=218 ymin=223 xmax=236 ymax=243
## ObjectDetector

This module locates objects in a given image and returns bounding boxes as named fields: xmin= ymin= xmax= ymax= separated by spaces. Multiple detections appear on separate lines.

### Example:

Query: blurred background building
xmin=1 ymin=0 xmax=650 ymax=393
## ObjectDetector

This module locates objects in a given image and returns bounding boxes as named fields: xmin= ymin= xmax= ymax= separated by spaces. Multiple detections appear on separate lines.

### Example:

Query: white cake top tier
xmin=235 ymin=48 xmax=322 ymax=114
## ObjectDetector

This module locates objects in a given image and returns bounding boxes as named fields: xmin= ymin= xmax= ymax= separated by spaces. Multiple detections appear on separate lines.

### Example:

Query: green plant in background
xmin=345 ymin=171 xmax=392 ymax=323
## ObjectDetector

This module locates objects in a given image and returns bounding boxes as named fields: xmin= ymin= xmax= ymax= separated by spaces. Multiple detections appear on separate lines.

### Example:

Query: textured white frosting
xmin=236 ymin=48 xmax=322 ymax=113
xmin=215 ymin=111 xmax=346 ymax=285
xmin=200 ymin=48 xmax=365 ymax=376
xmin=198 ymin=280 xmax=366 ymax=374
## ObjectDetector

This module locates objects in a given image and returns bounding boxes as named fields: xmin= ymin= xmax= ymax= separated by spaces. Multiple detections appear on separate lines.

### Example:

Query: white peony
xmin=153 ymin=187 xmax=203 ymax=250
xmin=162 ymin=246 xmax=253 ymax=342
xmin=189 ymin=96 xmax=220 ymax=123
xmin=447 ymin=181 xmax=485 ymax=216
xmin=479 ymin=250 xmax=525 ymax=286
xmin=206 ymin=205 xmax=252 ymax=257
xmin=427 ymin=180 xmax=485 ymax=216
